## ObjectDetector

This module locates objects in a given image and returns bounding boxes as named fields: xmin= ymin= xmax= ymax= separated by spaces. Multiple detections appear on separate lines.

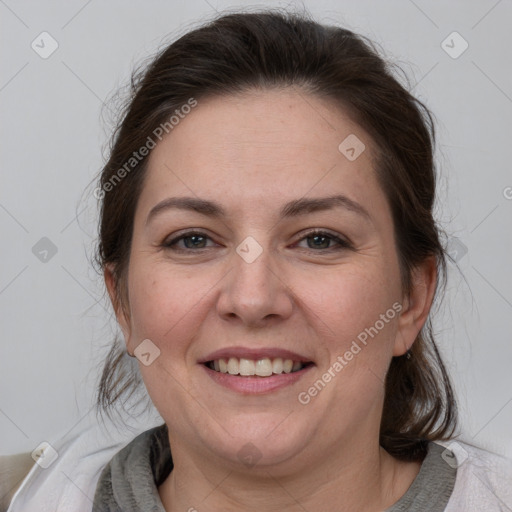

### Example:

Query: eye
xmin=162 ymin=231 xmax=216 ymax=251
xmin=294 ymin=229 xmax=352 ymax=251
xmin=161 ymin=229 xmax=352 ymax=253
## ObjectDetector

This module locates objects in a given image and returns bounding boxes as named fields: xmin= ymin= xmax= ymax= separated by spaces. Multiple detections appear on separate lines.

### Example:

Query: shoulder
xmin=0 ymin=453 xmax=36 ymax=512
xmin=93 ymin=423 xmax=171 ymax=511
xmin=435 ymin=439 xmax=512 ymax=511
xmin=99 ymin=422 xmax=169 ymax=475
xmin=5 ymin=414 xmax=164 ymax=512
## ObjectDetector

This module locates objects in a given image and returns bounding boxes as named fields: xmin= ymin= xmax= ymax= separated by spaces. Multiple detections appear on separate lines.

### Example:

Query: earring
xmin=406 ymin=350 xmax=412 ymax=360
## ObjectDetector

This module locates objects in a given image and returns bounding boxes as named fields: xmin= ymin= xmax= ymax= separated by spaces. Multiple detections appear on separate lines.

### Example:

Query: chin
xmin=197 ymin=412 xmax=310 ymax=469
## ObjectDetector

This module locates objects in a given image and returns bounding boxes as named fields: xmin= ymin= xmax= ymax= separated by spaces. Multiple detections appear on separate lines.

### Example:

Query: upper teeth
xmin=211 ymin=357 xmax=303 ymax=376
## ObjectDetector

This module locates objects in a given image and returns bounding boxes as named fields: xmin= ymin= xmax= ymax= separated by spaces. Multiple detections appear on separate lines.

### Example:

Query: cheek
xmin=126 ymin=262 xmax=206 ymax=351
xmin=312 ymin=265 xmax=399 ymax=339
xmin=304 ymin=266 xmax=401 ymax=404
xmin=126 ymin=264 xmax=208 ymax=413
xmin=304 ymin=268 xmax=401 ymax=406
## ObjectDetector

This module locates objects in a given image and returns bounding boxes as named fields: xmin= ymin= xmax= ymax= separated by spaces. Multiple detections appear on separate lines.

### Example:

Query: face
xmin=110 ymin=88 xmax=426 ymax=472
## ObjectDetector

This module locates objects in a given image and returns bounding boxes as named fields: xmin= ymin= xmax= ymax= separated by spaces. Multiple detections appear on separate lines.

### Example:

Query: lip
xmin=201 ymin=363 xmax=314 ymax=394
xmin=198 ymin=346 xmax=313 ymax=364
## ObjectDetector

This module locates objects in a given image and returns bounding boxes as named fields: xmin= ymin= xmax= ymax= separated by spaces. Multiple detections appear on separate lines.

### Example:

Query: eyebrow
xmin=146 ymin=194 xmax=371 ymax=225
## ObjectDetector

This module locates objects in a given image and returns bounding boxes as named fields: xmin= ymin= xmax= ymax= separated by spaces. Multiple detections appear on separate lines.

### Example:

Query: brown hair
xmin=95 ymin=8 xmax=457 ymax=461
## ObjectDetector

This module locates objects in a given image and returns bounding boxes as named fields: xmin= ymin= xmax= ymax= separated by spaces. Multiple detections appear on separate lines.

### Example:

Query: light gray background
xmin=1 ymin=0 xmax=511 ymax=458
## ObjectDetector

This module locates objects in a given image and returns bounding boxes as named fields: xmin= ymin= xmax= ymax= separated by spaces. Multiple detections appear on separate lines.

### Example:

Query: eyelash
xmin=161 ymin=229 xmax=352 ymax=253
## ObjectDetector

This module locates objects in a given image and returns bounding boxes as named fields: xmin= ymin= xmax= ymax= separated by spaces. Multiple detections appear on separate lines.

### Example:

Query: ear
xmin=393 ymin=256 xmax=437 ymax=356
xmin=104 ymin=264 xmax=132 ymax=345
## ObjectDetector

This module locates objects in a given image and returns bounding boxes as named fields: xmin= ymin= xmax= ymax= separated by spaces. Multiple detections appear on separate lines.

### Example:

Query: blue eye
xmin=163 ymin=232 xmax=214 ymax=250
xmin=162 ymin=229 xmax=351 ymax=253
xmin=296 ymin=230 xmax=351 ymax=251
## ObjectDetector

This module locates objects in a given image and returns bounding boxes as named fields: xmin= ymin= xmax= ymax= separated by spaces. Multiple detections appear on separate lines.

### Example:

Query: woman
xmin=9 ymin=8 xmax=510 ymax=512
xmin=86 ymin=9 xmax=512 ymax=511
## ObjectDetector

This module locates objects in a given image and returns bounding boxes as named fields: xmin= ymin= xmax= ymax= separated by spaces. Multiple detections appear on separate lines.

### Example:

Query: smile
xmin=205 ymin=357 xmax=312 ymax=377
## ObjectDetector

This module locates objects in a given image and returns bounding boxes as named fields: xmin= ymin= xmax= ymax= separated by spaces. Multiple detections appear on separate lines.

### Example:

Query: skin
xmin=105 ymin=87 xmax=437 ymax=511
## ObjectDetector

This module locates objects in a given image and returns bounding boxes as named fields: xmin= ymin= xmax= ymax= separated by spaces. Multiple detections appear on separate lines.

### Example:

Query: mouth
xmin=198 ymin=347 xmax=315 ymax=393
xmin=204 ymin=357 xmax=314 ymax=377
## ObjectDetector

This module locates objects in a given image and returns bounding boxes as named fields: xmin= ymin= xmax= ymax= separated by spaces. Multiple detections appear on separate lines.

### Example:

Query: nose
xmin=216 ymin=238 xmax=294 ymax=328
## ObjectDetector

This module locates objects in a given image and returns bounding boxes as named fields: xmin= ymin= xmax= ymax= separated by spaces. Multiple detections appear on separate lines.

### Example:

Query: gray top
xmin=92 ymin=424 xmax=457 ymax=511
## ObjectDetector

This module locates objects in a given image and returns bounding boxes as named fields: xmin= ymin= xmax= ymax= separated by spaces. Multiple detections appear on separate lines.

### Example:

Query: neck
xmin=158 ymin=433 xmax=421 ymax=512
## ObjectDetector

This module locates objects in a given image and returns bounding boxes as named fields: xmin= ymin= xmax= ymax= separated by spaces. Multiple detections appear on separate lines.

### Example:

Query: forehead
xmin=139 ymin=88 xmax=385 ymax=220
